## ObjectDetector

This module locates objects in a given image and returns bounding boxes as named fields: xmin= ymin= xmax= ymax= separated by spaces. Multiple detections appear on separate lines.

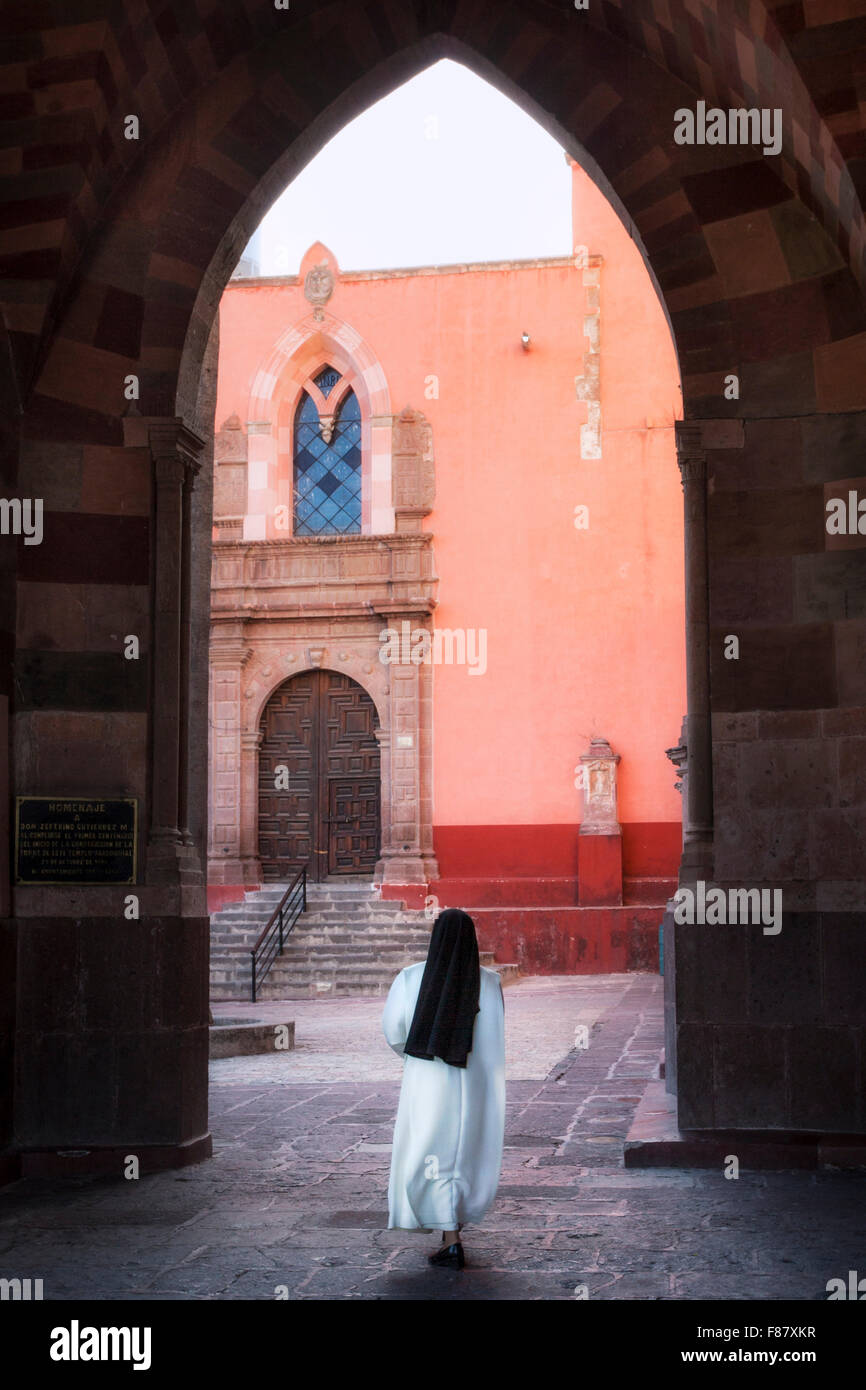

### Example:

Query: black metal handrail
xmin=250 ymin=866 xmax=307 ymax=1002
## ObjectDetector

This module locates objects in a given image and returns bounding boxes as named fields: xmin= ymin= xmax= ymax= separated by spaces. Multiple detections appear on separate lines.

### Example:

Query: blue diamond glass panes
xmin=293 ymin=387 xmax=361 ymax=535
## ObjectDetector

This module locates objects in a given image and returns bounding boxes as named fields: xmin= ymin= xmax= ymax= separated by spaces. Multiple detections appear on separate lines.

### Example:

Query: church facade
xmin=207 ymin=160 xmax=686 ymax=966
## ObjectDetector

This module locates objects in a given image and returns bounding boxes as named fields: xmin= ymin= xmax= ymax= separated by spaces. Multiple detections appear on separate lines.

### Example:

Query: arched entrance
xmin=258 ymin=670 xmax=380 ymax=882
xmin=7 ymin=2 xmax=866 ymax=1171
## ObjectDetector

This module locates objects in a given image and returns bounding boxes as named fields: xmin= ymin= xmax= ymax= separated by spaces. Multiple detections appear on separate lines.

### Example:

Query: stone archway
xmin=5 ymin=3 xmax=866 ymax=1170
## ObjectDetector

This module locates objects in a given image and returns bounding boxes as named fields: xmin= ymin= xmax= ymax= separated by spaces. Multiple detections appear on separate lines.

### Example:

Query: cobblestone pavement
xmin=2 ymin=975 xmax=865 ymax=1301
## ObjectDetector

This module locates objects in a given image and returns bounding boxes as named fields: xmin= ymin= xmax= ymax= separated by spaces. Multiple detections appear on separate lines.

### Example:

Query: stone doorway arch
xmin=257 ymin=669 xmax=381 ymax=883
xmin=6 ymin=3 xmax=866 ymax=1169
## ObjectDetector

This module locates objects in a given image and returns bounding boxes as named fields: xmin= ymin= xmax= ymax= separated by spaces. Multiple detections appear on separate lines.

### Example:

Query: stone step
xmin=212 ymin=931 xmax=433 ymax=949
xmin=214 ymin=898 xmax=295 ymax=911
xmin=305 ymin=885 xmax=380 ymax=894
xmin=256 ymin=954 xmax=511 ymax=975
xmin=212 ymin=900 xmax=407 ymax=919
xmin=209 ymin=881 xmax=517 ymax=1000
xmin=303 ymin=905 xmax=423 ymax=916
xmin=241 ymin=961 xmax=521 ymax=1000
xmin=211 ymin=907 xmax=287 ymax=918
xmin=281 ymin=914 xmax=427 ymax=927
xmin=302 ymin=902 xmax=407 ymax=912
xmin=209 ymin=941 xmax=505 ymax=965
xmin=304 ymin=886 xmax=384 ymax=894
xmin=212 ymin=972 xmax=520 ymax=1001
xmin=214 ymin=944 xmax=496 ymax=962
xmin=277 ymin=934 xmax=431 ymax=947
xmin=211 ymin=915 xmax=413 ymax=928
xmin=212 ymin=912 xmax=422 ymax=929
xmin=212 ymin=950 xmax=461 ymax=972
xmin=211 ymin=952 xmax=510 ymax=980
xmin=209 ymin=928 xmax=433 ymax=950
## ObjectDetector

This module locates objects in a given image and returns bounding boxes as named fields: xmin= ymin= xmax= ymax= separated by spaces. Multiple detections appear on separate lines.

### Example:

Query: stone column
xmin=147 ymin=421 xmax=204 ymax=885
xmin=380 ymin=659 xmax=425 ymax=887
xmin=416 ymin=652 xmax=439 ymax=883
xmin=376 ymin=613 xmax=438 ymax=904
xmin=378 ymin=420 xmax=439 ymax=899
xmin=207 ymin=631 xmax=251 ymax=884
xmin=675 ymin=422 xmax=714 ymax=883
xmin=178 ymin=463 xmax=196 ymax=848
xmin=239 ymin=728 xmax=263 ymax=884
xmin=373 ymin=726 xmax=392 ymax=883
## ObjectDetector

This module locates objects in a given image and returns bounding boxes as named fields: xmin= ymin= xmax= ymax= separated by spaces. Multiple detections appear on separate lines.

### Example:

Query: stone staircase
xmin=210 ymin=878 xmax=520 ymax=1000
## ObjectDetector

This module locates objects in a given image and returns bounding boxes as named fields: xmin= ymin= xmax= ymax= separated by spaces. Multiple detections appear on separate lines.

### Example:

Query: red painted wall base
xmin=472 ymin=907 xmax=662 ymax=974
xmin=381 ymin=883 xmax=427 ymax=909
xmin=388 ymin=876 xmax=675 ymax=909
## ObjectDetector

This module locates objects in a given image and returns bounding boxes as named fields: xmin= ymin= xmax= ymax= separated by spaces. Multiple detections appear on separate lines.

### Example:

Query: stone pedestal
xmin=577 ymin=736 xmax=622 ymax=906
xmin=578 ymin=836 xmax=623 ymax=907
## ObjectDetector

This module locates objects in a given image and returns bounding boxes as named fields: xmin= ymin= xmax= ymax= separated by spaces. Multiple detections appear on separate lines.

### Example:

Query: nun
xmin=382 ymin=907 xmax=506 ymax=1269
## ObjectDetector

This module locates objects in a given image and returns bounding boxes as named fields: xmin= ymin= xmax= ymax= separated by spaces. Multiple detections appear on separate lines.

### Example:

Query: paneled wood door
xmin=258 ymin=670 xmax=380 ymax=881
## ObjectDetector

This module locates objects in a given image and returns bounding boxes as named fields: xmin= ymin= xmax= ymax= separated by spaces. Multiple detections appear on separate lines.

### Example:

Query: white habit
xmin=382 ymin=962 xmax=506 ymax=1231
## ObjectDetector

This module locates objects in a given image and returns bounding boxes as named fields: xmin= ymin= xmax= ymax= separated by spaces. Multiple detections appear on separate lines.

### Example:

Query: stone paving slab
xmin=2 ymin=974 xmax=866 ymax=1300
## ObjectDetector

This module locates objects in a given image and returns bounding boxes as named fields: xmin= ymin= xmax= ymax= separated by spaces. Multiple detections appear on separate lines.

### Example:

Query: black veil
xmin=403 ymin=908 xmax=481 ymax=1068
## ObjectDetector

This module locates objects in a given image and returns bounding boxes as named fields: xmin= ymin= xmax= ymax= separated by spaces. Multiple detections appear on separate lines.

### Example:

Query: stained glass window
xmin=293 ymin=383 xmax=362 ymax=536
xmin=313 ymin=365 xmax=341 ymax=398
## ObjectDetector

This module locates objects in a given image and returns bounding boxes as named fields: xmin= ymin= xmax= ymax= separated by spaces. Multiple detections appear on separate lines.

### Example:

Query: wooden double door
xmin=258 ymin=670 xmax=381 ymax=882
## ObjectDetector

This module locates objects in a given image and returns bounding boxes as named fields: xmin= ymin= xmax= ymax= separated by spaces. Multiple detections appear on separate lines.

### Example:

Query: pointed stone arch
xmin=6 ymin=3 xmax=866 ymax=1167
xmin=243 ymin=300 xmax=394 ymax=539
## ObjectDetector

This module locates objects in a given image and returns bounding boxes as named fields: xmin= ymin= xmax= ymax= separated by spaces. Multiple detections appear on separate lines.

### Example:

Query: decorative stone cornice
xmin=211 ymin=531 xmax=439 ymax=622
xmin=149 ymin=418 xmax=205 ymax=478
xmin=675 ymin=421 xmax=707 ymax=487
xmin=210 ymin=644 xmax=253 ymax=669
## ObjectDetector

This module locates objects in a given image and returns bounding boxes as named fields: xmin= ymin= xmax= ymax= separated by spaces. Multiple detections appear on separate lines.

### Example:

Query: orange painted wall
xmin=215 ymin=161 xmax=685 ymax=847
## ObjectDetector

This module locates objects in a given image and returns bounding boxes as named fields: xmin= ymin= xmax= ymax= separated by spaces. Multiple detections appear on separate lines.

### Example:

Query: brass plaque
xmin=15 ymin=797 xmax=138 ymax=885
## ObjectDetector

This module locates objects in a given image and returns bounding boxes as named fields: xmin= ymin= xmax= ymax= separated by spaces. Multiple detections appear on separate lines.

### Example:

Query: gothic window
xmin=293 ymin=369 xmax=361 ymax=535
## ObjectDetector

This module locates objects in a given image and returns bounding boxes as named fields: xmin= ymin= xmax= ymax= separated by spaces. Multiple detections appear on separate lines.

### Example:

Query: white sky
xmin=245 ymin=59 xmax=572 ymax=275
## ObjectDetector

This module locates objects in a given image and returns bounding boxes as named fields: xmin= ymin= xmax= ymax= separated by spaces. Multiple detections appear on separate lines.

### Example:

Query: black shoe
xmin=428 ymin=1242 xmax=465 ymax=1270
